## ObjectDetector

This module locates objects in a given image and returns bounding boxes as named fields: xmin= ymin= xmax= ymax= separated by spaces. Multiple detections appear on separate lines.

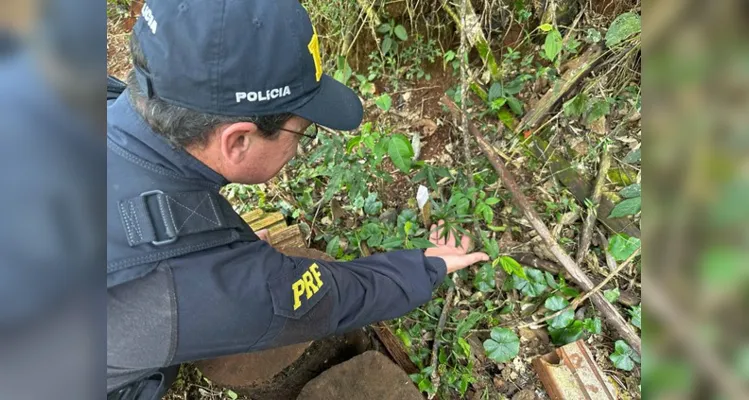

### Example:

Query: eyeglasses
xmin=277 ymin=123 xmax=319 ymax=141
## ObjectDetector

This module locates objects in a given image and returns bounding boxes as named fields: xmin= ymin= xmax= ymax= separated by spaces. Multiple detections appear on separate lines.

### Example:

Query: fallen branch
xmin=428 ymin=285 xmax=455 ymax=399
xmin=576 ymin=143 xmax=612 ymax=265
xmin=440 ymin=0 xmax=501 ymax=81
xmin=441 ymin=96 xmax=641 ymax=355
xmin=519 ymin=247 xmax=640 ymax=329
xmin=515 ymin=46 xmax=602 ymax=135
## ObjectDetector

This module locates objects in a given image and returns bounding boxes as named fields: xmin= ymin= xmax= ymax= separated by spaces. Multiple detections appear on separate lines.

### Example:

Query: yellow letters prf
xmin=292 ymin=264 xmax=324 ymax=310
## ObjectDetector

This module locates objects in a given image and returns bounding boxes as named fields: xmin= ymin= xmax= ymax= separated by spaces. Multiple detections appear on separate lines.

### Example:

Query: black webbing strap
xmin=118 ymin=190 xmax=245 ymax=247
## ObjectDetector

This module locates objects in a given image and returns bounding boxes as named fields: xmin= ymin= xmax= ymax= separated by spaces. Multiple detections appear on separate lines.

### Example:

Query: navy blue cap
xmin=133 ymin=0 xmax=363 ymax=131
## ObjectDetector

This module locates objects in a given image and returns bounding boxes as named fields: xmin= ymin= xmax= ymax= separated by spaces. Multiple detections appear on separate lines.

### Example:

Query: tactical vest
xmin=106 ymin=79 xmax=257 ymax=288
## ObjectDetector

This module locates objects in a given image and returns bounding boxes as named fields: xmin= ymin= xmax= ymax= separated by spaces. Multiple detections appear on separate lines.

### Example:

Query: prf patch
xmin=308 ymin=27 xmax=323 ymax=82
xmin=269 ymin=262 xmax=331 ymax=319
xmin=292 ymin=264 xmax=323 ymax=310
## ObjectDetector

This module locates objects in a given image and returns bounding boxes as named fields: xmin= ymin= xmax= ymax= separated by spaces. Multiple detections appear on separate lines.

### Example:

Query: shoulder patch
xmin=268 ymin=262 xmax=331 ymax=319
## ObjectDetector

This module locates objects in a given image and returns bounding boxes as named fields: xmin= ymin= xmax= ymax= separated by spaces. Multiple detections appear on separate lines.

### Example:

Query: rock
xmin=512 ymin=389 xmax=538 ymax=400
xmin=297 ymin=351 xmax=423 ymax=400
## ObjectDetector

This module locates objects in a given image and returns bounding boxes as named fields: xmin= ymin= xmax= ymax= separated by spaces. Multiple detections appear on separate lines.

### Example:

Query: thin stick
xmin=598 ymin=228 xmax=619 ymax=273
xmin=519 ymin=247 xmax=640 ymax=328
xmin=576 ymin=143 xmax=612 ymax=265
xmin=441 ymin=95 xmax=641 ymax=355
xmin=429 ymin=0 xmax=469 ymax=396
xmin=428 ymin=284 xmax=455 ymax=399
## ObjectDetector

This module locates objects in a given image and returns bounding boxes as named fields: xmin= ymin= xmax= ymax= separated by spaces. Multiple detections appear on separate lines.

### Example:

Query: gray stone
xmin=297 ymin=351 xmax=423 ymax=400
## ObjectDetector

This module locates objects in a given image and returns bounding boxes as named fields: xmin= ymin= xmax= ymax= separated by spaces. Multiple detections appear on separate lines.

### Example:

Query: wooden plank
xmin=532 ymin=340 xmax=617 ymax=400
xmin=373 ymin=323 xmax=419 ymax=375
xmin=241 ymin=209 xmax=265 ymax=224
xmin=250 ymin=212 xmax=285 ymax=232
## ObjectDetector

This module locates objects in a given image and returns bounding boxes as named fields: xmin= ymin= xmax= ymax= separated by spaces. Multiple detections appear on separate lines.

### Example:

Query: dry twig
xmin=427 ymin=283 xmax=456 ymax=399
xmin=576 ymin=143 xmax=612 ymax=265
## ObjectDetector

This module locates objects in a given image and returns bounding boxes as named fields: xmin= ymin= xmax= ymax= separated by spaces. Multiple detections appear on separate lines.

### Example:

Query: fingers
xmin=256 ymin=229 xmax=271 ymax=242
xmin=443 ymin=252 xmax=490 ymax=273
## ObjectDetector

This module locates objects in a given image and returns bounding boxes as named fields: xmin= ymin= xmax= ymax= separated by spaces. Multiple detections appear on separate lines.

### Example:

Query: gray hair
xmin=126 ymin=35 xmax=292 ymax=148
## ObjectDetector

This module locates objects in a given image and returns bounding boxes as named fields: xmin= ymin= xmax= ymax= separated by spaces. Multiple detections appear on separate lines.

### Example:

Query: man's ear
xmin=218 ymin=122 xmax=260 ymax=165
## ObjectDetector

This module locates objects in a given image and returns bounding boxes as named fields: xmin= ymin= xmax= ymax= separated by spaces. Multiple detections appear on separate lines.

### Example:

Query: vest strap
xmin=118 ymin=190 xmax=243 ymax=247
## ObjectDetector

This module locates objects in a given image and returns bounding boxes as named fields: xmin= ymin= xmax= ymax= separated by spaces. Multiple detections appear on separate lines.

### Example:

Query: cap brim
xmin=292 ymin=75 xmax=363 ymax=131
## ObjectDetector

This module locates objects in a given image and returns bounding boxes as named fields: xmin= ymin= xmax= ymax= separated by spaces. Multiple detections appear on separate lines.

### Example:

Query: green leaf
xmin=474 ymin=263 xmax=496 ymax=292
xmin=359 ymin=81 xmax=376 ymax=96
xmin=619 ymin=184 xmax=641 ymax=199
xmin=364 ymin=192 xmax=383 ymax=215
xmin=377 ymin=23 xmax=391 ymax=34
xmin=499 ymin=256 xmax=527 ymax=279
xmin=604 ymin=288 xmax=621 ymax=303
xmin=382 ymin=236 xmax=404 ymax=249
xmin=545 ymin=295 xmax=569 ymax=311
xmin=609 ymin=197 xmax=641 ymax=218
xmin=375 ymin=93 xmax=392 ymax=111
xmin=539 ymin=23 xmax=553 ymax=32
xmin=483 ymin=328 xmax=520 ymax=363
xmin=326 ymin=236 xmax=340 ymax=257
xmin=485 ymin=197 xmax=501 ymax=206
xmin=608 ymin=234 xmax=641 ymax=262
xmin=606 ymin=12 xmax=642 ymax=48
xmin=549 ymin=320 xmax=584 ymax=345
xmin=544 ymin=272 xmax=560 ymax=289
xmin=388 ymin=134 xmax=413 ymax=173
xmin=488 ymin=82 xmax=503 ymax=102
xmin=394 ymin=25 xmax=408 ymax=41
xmin=346 ymin=136 xmax=362 ymax=153
xmin=586 ymin=99 xmax=611 ymax=124
xmin=456 ymin=312 xmax=483 ymax=337
xmin=623 ymin=148 xmax=641 ymax=164
xmin=563 ymin=93 xmax=588 ymax=118
xmin=483 ymin=238 xmax=500 ymax=259
xmin=583 ymin=318 xmax=602 ymax=334
xmin=544 ymin=29 xmax=563 ymax=61
xmin=506 ymin=96 xmax=524 ymax=115
xmin=610 ymin=340 xmax=640 ymax=371
xmin=226 ymin=390 xmax=238 ymax=400
xmin=549 ymin=309 xmax=575 ymax=329
xmin=457 ymin=337 xmax=472 ymax=358
xmin=503 ymin=78 xmax=525 ymax=95
xmin=513 ymin=269 xmax=547 ymax=297
xmin=410 ymin=237 xmax=436 ymax=249
xmin=382 ymin=35 xmax=393 ymax=54
xmin=629 ymin=305 xmax=641 ymax=329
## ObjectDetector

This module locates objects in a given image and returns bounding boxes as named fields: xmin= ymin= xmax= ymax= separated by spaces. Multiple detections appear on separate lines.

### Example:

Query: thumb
xmin=444 ymin=252 xmax=490 ymax=274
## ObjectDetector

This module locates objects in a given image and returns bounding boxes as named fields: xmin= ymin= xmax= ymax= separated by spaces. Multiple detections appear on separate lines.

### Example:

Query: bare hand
xmin=425 ymin=220 xmax=489 ymax=273
xmin=256 ymin=229 xmax=271 ymax=243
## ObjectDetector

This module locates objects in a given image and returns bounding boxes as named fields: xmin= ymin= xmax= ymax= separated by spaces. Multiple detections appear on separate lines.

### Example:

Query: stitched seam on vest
xmin=107 ymin=236 xmax=237 ymax=272
xmin=168 ymin=194 xmax=221 ymax=231
xmin=119 ymin=201 xmax=137 ymax=245
xmin=208 ymin=195 xmax=221 ymax=226
xmin=108 ymin=139 xmax=194 ymax=182
xmin=129 ymin=201 xmax=144 ymax=241
xmin=159 ymin=194 xmax=176 ymax=236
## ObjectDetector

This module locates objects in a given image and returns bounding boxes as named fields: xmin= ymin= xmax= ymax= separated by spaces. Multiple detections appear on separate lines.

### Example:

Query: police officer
xmin=107 ymin=1 xmax=489 ymax=399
